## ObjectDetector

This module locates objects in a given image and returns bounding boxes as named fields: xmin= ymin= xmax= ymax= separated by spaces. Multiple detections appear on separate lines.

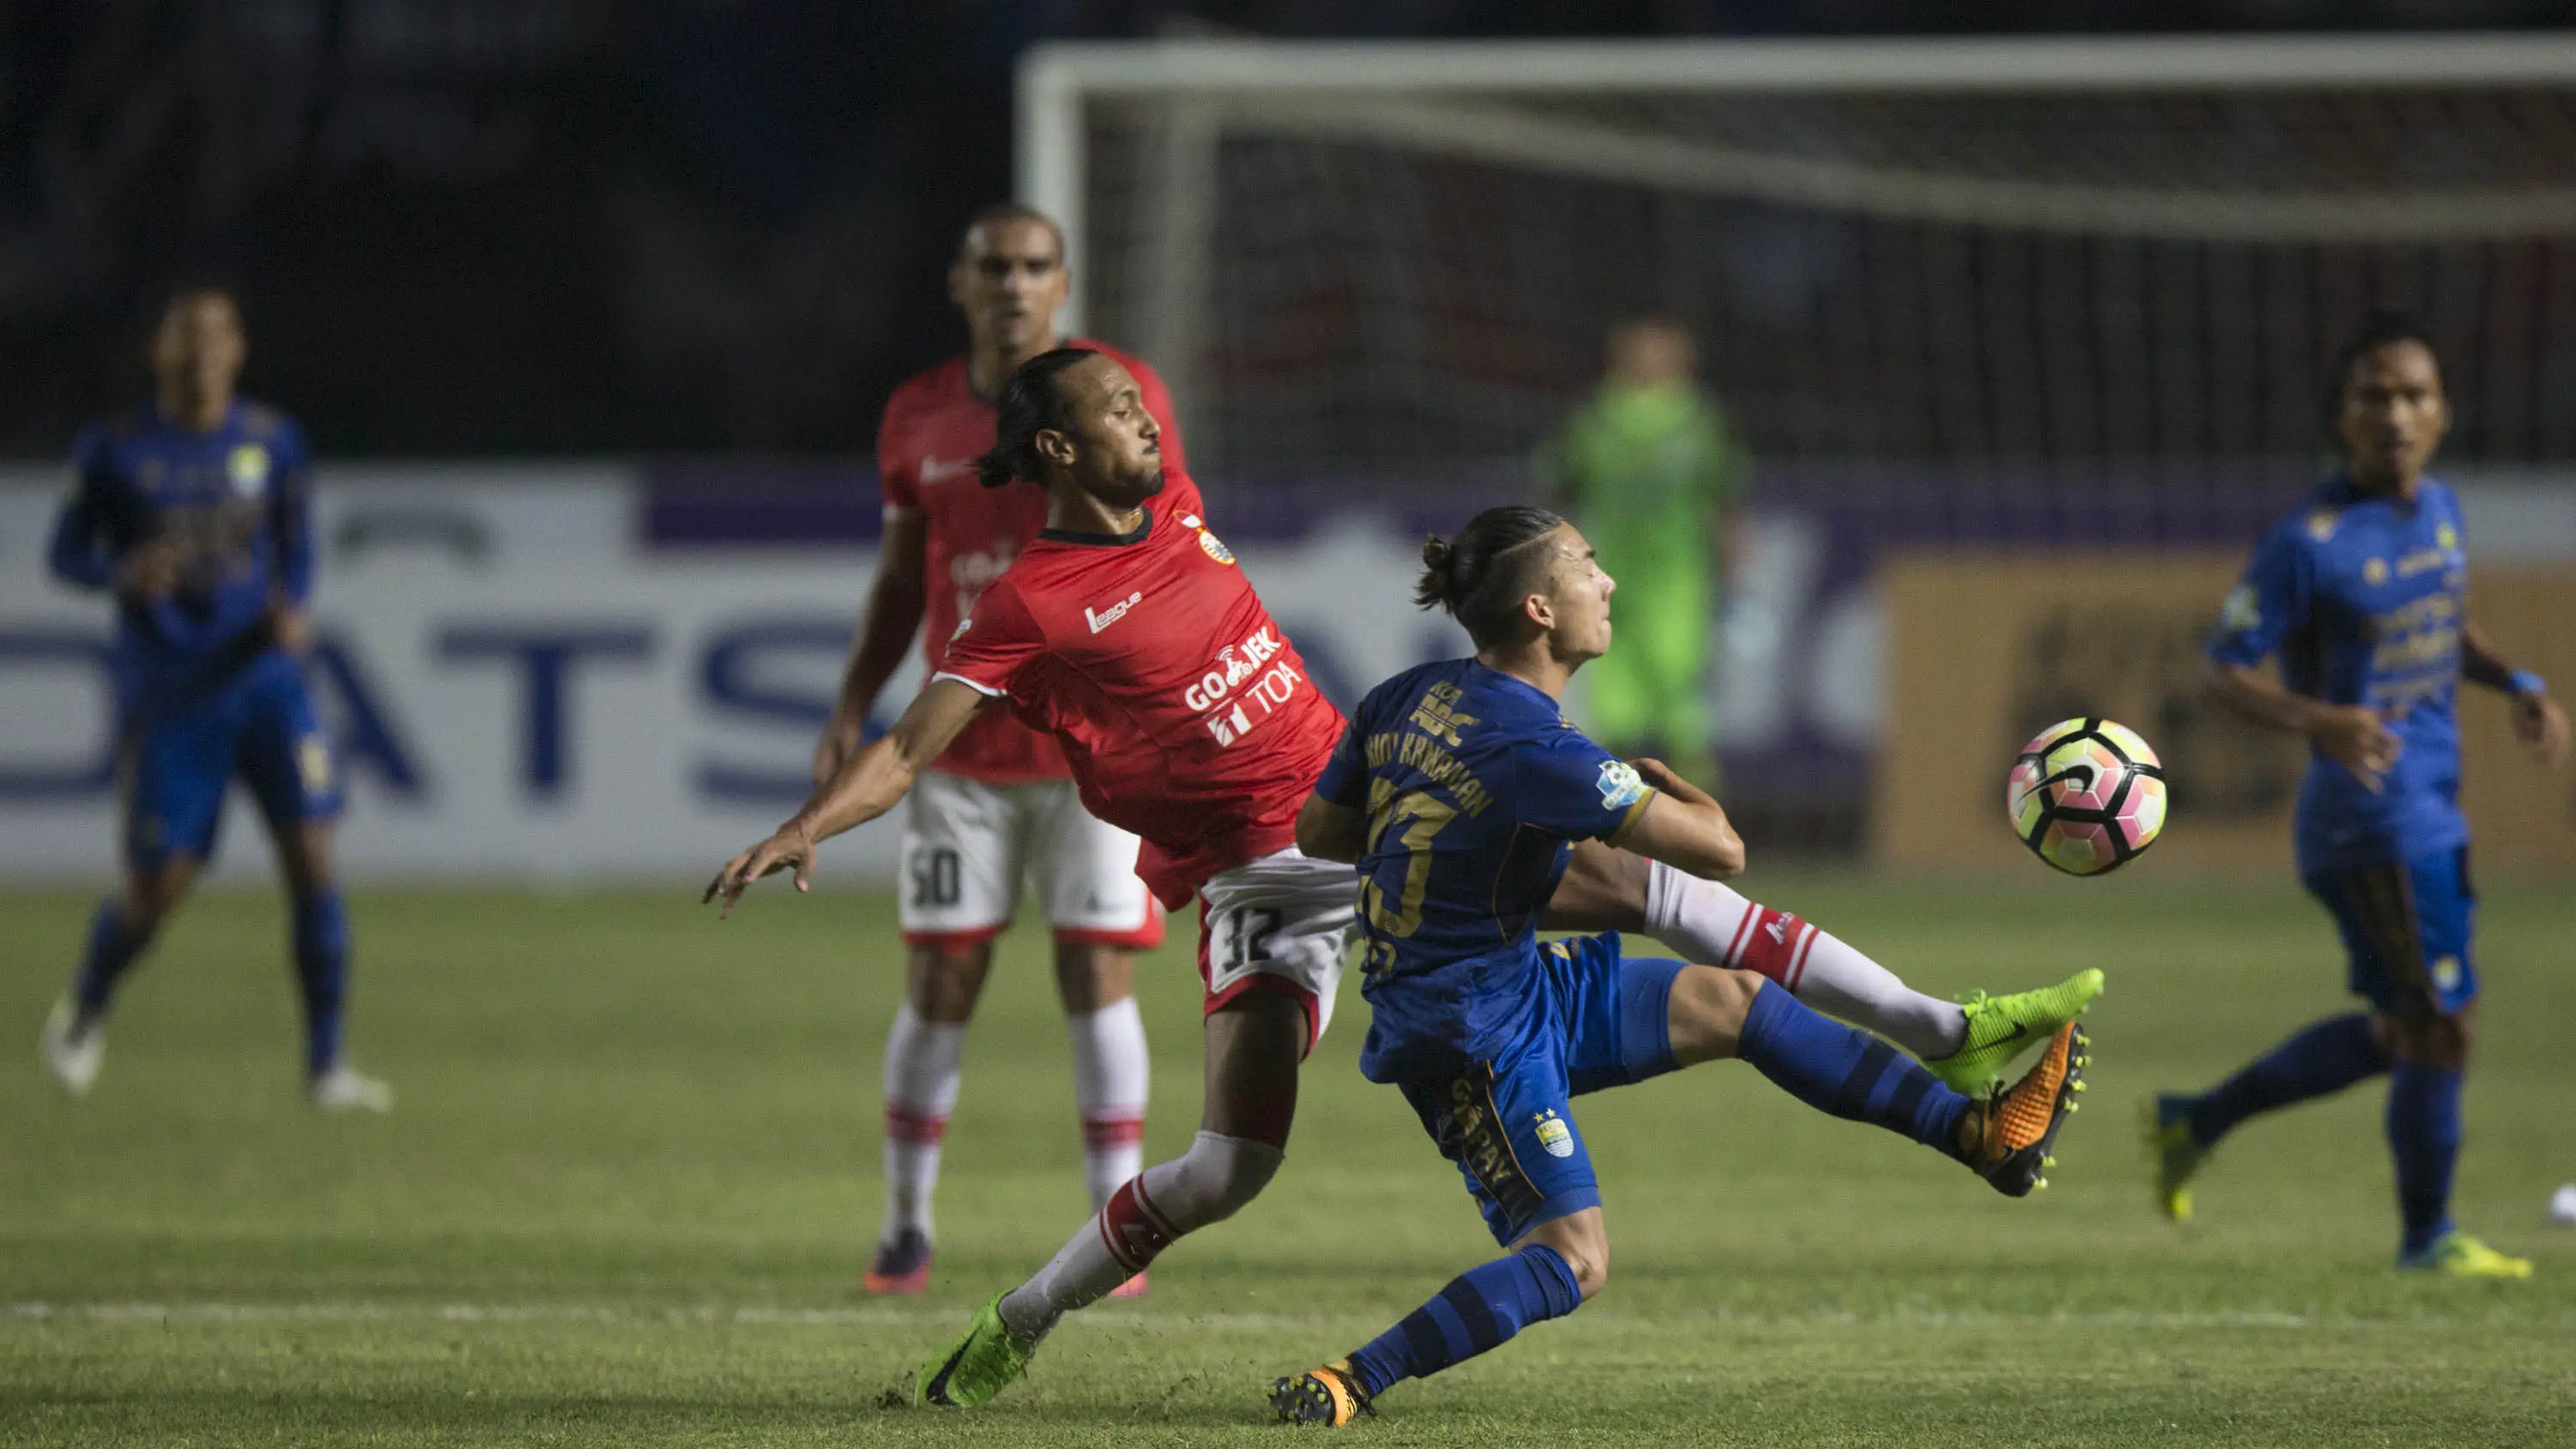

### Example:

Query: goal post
xmin=1017 ymin=33 xmax=2576 ymax=479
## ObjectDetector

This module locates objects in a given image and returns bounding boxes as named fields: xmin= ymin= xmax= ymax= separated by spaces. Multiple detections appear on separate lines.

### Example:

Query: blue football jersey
xmin=1314 ymin=658 xmax=1657 ymax=1081
xmin=2206 ymin=474 xmax=2471 ymax=872
xmin=47 ymin=401 xmax=315 ymax=713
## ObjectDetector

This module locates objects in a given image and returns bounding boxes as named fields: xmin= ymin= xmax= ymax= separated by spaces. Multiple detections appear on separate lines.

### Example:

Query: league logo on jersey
xmin=227 ymin=445 xmax=270 ymax=498
xmin=1533 ymin=1111 xmax=1575 ymax=1159
xmin=1595 ymin=760 xmax=1646 ymax=811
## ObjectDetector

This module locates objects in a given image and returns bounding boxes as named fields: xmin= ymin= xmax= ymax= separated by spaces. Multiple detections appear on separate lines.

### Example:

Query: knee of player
xmin=1665 ymin=964 xmax=1759 ymax=1065
xmin=1528 ymin=1220 xmax=1610 ymax=1300
xmin=1180 ymin=1131 xmax=1285 ymax=1225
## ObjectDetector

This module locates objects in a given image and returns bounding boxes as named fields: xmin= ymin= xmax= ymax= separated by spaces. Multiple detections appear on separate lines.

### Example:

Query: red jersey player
xmin=710 ymin=349 xmax=1357 ymax=1402
xmin=708 ymin=349 xmax=2093 ymax=1412
xmin=811 ymin=206 xmax=1180 ymax=1296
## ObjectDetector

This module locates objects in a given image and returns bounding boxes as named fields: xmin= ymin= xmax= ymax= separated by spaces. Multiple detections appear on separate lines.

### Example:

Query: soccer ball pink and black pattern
xmin=2006 ymin=718 xmax=2167 ymax=876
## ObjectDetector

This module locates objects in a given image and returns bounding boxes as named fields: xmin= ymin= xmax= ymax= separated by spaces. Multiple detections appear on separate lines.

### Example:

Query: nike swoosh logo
xmin=1978 ymin=1021 xmax=2032 ymax=1050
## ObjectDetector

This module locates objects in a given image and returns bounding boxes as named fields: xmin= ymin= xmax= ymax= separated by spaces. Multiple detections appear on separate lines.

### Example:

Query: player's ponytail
xmin=976 ymin=347 xmax=1102 ymax=488
xmin=1414 ymin=505 xmax=1568 ymax=649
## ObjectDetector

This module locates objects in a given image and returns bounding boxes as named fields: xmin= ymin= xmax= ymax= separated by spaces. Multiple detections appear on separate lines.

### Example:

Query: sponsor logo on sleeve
xmin=2219 ymin=585 xmax=2260 ymax=634
xmin=1595 ymin=760 xmax=1646 ymax=810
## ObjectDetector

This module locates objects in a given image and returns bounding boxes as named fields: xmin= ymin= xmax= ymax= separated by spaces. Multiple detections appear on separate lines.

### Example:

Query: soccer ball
xmin=2006 ymin=718 xmax=2167 ymax=876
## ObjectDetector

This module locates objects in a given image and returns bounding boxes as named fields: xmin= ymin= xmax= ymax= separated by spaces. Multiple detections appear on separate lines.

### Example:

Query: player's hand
xmin=1630 ymin=756 xmax=1714 ymax=806
xmin=2307 ymin=704 xmax=2402 ymax=791
xmin=2509 ymin=690 xmax=2571 ymax=768
xmin=702 ymin=826 xmax=818 ymax=919
xmin=117 ymin=539 xmax=184 ymax=601
xmin=812 ymin=712 xmax=866 ymax=789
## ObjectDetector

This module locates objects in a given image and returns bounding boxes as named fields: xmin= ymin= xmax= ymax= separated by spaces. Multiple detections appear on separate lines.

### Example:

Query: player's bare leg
xmin=44 ymin=853 xmax=197 ymax=1097
xmin=920 ymin=991 xmax=1301 ymax=1408
xmin=269 ymin=816 xmax=386 ymax=1112
xmin=1053 ymin=940 xmax=1151 ymax=1296
xmin=1547 ymin=841 xmax=2097 ymax=1087
xmin=866 ymin=941 xmax=993 ymax=1294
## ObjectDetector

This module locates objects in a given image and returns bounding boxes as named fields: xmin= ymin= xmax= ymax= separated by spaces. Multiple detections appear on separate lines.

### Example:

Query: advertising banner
xmin=0 ymin=470 xmax=1466 ymax=885
xmin=1875 ymin=551 xmax=2576 ymax=876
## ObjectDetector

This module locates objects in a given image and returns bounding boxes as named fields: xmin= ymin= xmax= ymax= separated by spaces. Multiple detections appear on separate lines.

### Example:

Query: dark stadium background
xmin=3 ymin=0 xmax=2569 ymax=459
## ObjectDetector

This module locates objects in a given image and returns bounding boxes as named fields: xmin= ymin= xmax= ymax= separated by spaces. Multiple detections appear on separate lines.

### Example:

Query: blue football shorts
xmin=1396 ymin=932 xmax=1685 ymax=1247
xmin=2303 ymin=846 xmax=2477 ymax=1016
xmin=120 ymin=650 xmax=341 ymax=872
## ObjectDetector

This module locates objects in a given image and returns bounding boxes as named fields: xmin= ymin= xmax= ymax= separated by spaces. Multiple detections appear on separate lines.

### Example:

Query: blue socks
xmin=73 ymin=899 xmax=149 ymax=1023
xmin=1346 ymin=1244 xmax=1583 ymax=1398
xmin=1735 ymin=980 xmax=1969 ymax=1155
xmin=293 ymin=888 xmax=353 ymax=1078
xmin=2387 ymin=1062 xmax=2463 ymax=1257
xmin=2187 ymin=1012 xmax=2388 ymax=1148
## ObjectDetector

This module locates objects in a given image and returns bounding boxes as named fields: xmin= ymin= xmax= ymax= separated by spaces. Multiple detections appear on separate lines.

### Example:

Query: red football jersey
xmin=933 ymin=471 xmax=1347 ymax=908
xmin=877 ymin=339 xmax=1184 ymax=783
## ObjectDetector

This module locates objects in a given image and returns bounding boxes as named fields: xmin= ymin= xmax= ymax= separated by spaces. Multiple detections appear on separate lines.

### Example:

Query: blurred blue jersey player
xmin=2147 ymin=312 xmax=2568 ymax=1278
xmin=1266 ymin=506 xmax=2090 ymax=1426
xmin=39 ymin=288 xmax=392 ymax=1113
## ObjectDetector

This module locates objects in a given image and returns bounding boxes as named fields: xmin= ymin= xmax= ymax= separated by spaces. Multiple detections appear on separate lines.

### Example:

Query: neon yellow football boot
xmin=1927 ymin=968 xmax=2105 ymax=1094
xmin=2141 ymin=1093 xmax=2208 ymax=1223
xmin=2397 ymin=1232 xmax=2533 ymax=1280
xmin=916 ymin=1291 xmax=1040 ymax=1408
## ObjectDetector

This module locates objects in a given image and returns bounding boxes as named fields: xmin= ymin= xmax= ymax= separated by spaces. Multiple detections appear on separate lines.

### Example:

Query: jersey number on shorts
xmin=910 ymin=847 xmax=963 ymax=909
xmin=1220 ymin=906 xmax=1283 ymax=970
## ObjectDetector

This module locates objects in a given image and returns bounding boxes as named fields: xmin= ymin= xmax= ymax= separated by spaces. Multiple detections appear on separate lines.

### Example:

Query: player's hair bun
xmin=1413 ymin=506 xmax=1568 ymax=649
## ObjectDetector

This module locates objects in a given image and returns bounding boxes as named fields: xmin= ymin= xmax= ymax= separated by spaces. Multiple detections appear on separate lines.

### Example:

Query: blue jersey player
xmin=2147 ymin=312 xmax=2567 ymax=1278
xmin=39 ymin=288 xmax=392 ymax=1113
xmin=1267 ymin=506 xmax=2090 ymax=1425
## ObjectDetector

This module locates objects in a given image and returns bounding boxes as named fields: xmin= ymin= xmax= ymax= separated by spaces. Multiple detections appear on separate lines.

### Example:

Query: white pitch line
xmin=1 ymin=1300 xmax=2516 ymax=1333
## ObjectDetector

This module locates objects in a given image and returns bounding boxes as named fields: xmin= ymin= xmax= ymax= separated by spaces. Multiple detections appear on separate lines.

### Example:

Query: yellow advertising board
xmin=1875 ymin=552 xmax=2576 ymax=876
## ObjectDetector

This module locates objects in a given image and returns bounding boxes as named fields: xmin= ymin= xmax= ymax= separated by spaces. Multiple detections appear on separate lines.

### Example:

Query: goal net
xmin=1020 ymin=37 xmax=2576 ymax=852
xmin=1023 ymin=36 xmax=2576 ymax=483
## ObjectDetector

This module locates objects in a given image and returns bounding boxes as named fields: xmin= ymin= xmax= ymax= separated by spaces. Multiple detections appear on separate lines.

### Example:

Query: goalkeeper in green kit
xmin=1539 ymin=317 xmax=1747 ymax=785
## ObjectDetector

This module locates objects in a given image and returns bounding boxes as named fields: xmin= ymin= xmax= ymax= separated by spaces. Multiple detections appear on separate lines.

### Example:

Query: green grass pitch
xmin=5 ymin=874 xmax=2573 ymax=1446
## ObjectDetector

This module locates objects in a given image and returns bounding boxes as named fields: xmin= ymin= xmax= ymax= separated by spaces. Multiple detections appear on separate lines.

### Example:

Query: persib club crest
xmin=228 ymin=444 xmax=270 ymax=497
xmin=1534 ymin=1111 xmax=1575 ymax=1159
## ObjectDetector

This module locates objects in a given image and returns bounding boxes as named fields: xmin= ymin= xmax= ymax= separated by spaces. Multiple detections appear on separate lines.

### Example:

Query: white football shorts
xmin=898 ymin=769 xmax=1163 ymax=949
xmin=1195 ymin=846 xmax=1357 ymax=1052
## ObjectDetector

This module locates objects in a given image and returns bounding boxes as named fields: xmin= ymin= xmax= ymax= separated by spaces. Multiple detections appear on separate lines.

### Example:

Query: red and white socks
xmin=878 ymin=1001 xmax=966 ymax=1246
xmin=998 ymin=1130 xmax=1283 ymax=1340
xmin=1066 ymin=997 xmax=1149 ymax=1212
xmin=1641 ymin=862 xmax=1968 ymax=1061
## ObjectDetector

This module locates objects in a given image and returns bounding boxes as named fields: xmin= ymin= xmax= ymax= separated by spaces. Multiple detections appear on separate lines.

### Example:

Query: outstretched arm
xmin=705 ymin=676 xmax=989 ymax=915
xmin=1616 ymin=758 xmax=1746 ymax=880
